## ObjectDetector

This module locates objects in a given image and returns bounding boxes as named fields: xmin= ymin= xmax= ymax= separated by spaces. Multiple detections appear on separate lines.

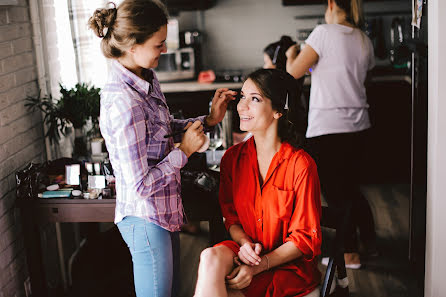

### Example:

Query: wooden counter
xmin=160 ymin=81 xmax=243 ymax=93
xmin=159 ymin=74 xmax=409 ymax=94
xmin=17 ymin=192 xmax=225 ymax=297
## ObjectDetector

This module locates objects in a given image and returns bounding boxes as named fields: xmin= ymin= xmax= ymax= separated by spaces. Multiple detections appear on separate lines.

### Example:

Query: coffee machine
xmin=179 ymin=30 xmax=203 ymax=79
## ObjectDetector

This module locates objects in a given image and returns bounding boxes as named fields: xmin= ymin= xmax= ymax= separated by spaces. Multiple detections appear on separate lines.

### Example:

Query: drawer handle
xmin=52 ymin=208 xmax=59 ymax=214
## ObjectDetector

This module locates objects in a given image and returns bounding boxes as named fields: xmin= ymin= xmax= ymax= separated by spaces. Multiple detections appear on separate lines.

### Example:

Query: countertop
xmin=160 ymin=81 xmax=244 ymax=93
xmin=160 ymin=71 xmax=410 ymax=93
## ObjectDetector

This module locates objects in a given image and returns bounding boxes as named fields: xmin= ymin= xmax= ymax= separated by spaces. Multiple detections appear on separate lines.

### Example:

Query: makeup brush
xmin=164 ymin=129 xmax=187 ymax=138
xmin=164 ymin=130 xmax=210 ymax=153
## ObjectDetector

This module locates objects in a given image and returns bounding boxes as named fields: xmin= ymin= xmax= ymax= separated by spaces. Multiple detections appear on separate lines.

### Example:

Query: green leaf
xmin=24 ymin=83 xmax=102 ymax=144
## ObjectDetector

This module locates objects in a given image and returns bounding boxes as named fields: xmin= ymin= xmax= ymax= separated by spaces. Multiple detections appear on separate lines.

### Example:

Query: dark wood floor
xmin=66 ymin=183 xmax=420 ymax=297
xmin=178 ymin=183 xmax=420 ymax=297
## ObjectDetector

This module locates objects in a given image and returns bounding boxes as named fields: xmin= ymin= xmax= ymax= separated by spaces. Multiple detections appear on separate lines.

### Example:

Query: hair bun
xmin=88 ymin=2 xmax=117 ymax=38
xmin=279 ymin=35 xmax=296 ymax=51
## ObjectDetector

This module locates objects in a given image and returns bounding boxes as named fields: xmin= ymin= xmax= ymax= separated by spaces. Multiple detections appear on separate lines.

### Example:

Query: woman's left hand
xmin=206 ymin=88 xmax=237 ymax=127
xmin=225 ymin=265 xmax=254 ymax=290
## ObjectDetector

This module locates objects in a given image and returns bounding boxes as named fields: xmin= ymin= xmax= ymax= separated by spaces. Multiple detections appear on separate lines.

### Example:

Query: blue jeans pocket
xmin=118 ymin=218 xmax=151 ymax=253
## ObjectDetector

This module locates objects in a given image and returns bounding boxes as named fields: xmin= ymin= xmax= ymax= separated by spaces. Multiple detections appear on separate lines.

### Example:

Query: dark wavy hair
xmin=263 ymin=35 xmax=296 ymax=71
xmin=246 ymin=68 xmax=306 ymax=149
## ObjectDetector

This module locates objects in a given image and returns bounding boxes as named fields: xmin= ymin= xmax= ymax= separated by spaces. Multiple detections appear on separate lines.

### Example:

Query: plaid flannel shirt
xmin=100 ymin=60 xmax=205 ymax=231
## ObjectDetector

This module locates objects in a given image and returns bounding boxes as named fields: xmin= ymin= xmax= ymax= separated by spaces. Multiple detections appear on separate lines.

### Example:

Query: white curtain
xmin=39 ymin=0 xmax=120 ymax=157
xmin=68 ymin=0 xmax=115 ymax=88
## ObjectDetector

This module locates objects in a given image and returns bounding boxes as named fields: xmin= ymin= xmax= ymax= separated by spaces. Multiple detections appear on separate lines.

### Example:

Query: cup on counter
xmin=102 ymin=188 xmax=112 ymax=199
xmin=91 ymin=138 xmax=104 ymax=155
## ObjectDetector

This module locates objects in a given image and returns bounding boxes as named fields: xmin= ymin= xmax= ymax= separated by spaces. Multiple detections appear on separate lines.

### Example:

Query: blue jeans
xmin=117 ymin=216 xmax=180 ymax=297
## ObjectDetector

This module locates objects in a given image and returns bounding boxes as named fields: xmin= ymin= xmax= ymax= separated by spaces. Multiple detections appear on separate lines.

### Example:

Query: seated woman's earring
xmin=284 ymin=92 xmax=289 ymax=110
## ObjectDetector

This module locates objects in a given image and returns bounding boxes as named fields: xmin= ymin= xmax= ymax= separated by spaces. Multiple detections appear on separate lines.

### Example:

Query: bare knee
xmin=199 ymin=246 xmax=233 ymax=271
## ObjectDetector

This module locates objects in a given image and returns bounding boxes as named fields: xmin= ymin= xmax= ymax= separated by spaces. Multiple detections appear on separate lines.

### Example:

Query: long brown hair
xmin=88 ymin=0 xmax=168 ymax=59
xmin=334 ymin=0 xmax=364 ymax=28
xmin=246 ymin=69 xmax=306 ymax=149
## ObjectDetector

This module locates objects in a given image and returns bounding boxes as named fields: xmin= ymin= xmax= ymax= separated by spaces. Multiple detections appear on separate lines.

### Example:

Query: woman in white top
xmin=286 ymin=0 xmax=377 ymax=268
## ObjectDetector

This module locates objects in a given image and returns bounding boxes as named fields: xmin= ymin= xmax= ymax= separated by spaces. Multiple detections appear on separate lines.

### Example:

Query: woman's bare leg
xmin=194 ymin=246 xmax=237 ymax=297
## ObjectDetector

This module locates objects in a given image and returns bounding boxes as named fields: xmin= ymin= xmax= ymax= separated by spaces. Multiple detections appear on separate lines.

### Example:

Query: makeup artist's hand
xmin=206 ymin=88 xmax=237 ymax=127
xmin=178 ymin=121 xmax=206 ymax=158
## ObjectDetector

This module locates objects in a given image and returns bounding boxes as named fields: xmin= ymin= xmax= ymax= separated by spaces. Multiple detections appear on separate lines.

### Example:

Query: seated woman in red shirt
xmin=194 ymin=68 xmax=322 ymax=297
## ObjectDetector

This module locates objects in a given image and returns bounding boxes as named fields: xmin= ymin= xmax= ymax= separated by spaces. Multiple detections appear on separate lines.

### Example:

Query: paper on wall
xmin=412 ymin=0 xmax=423 ymax=28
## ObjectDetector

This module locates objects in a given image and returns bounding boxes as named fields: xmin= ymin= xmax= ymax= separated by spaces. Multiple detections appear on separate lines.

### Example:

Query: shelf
xmin=294 ymin=10 xmax=411 ymax=20
xmin=160 ymin=81 xmax=243 ymax=93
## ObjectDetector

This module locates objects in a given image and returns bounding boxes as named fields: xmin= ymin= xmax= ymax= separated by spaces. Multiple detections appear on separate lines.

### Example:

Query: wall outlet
xmin=24 ymin=277 xmax=32 ymax=297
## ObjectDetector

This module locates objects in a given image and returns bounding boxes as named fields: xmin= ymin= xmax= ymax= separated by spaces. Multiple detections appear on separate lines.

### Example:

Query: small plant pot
xmin=73 ymin=128 xmax=88 ymax=158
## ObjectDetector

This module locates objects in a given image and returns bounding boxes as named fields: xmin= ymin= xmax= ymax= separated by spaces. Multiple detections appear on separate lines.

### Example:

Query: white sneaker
xmin=321 ymin=257 xmax=330 ymax=266
xmin=345 ymin=263 xmax=361 ymax=269
xmin=321 ymin=257 xmax=362 ymax=269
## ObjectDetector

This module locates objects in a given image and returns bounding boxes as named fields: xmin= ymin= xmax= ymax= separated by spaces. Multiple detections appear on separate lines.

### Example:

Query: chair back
xmin=320 ymin=204 xmax=353 ymax=297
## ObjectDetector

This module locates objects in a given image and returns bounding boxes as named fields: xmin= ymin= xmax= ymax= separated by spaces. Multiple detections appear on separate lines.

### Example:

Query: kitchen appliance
xmin=214 ymin=70 xmax=245 ymax=83
xmin=405 ymin=1 xmax=428 ymax=295
xmin=364 ymin=17 xmax=387 ymax=59
xmin=166 ymin=18 xmax=180 ymax=50
xmin=283 ymin=0 xmax=404 ymax=4
xmin=154 ymin=47 xmax=196 ymax=82
xmin=162 ymin=0 xmax=216 ymax=12
xmin=180 ymin=30 xmax=203 ymax=79
xmin=179 ymin=30 xmax=202 ymax=48
xmin=389 ymin=17 xmax=411 ymax=69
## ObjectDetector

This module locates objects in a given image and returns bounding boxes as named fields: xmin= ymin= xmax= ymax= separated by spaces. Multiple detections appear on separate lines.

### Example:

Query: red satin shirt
xmin=218 ymin=137 xmax=322 ymax=297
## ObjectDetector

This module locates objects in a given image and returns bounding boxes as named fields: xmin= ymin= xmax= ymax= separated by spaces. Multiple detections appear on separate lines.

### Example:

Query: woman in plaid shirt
xmin=89 ymin=1 xmax=235 ymax=296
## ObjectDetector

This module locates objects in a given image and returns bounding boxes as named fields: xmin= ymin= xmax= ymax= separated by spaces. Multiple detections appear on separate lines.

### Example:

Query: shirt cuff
xmin=198 ymin=115 xmax=214 ymax=132
xmin=168 ymin=148 xmax=188 ymax=169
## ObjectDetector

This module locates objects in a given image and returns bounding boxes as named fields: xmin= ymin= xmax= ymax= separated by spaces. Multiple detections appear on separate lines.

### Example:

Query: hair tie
xmin=272 ymin=45 xmax=281 ymax=64
xmin=98 ymin=3 xmax=117 ymax=38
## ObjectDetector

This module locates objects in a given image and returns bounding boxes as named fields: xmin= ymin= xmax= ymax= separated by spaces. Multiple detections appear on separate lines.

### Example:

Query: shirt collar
xmin=243 ymin=137 xmax=297 ymax=164
xmin=111 ymin=60 xmax=153 ymax=97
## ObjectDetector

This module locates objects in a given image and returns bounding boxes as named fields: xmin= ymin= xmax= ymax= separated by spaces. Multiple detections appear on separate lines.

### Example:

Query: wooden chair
xmin=182 ymin=152 xmax=352 ymax=297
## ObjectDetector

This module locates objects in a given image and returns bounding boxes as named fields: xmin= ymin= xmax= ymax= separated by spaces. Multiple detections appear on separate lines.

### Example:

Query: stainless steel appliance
xmin=407 ymin=1 xmax=428 ymax=295
xmin=154 ymin=47 xmax=195 ymax=82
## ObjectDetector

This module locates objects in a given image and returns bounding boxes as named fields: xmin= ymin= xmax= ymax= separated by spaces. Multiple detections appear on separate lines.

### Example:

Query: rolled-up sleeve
xmin=108 ymin=98 xmax=187 ymax=200
xmin=284 ymin=162 xmax=322 ymax=261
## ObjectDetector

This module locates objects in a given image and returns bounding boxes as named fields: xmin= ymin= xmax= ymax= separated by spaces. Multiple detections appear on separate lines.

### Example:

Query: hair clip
xmin=284 ymin=92 xmax=289 ymax=110
xmin=272 ymin=45 xmax=281 ymax=64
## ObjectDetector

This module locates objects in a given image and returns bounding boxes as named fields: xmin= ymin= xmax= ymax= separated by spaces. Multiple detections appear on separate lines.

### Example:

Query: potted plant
xmin=26 ymin=83 xmax=101 ymax=158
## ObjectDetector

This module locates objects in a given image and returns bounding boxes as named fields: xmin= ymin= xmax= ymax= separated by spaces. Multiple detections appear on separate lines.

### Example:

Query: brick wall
xmin=0 ymin=0 xmax=47 ymax=296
